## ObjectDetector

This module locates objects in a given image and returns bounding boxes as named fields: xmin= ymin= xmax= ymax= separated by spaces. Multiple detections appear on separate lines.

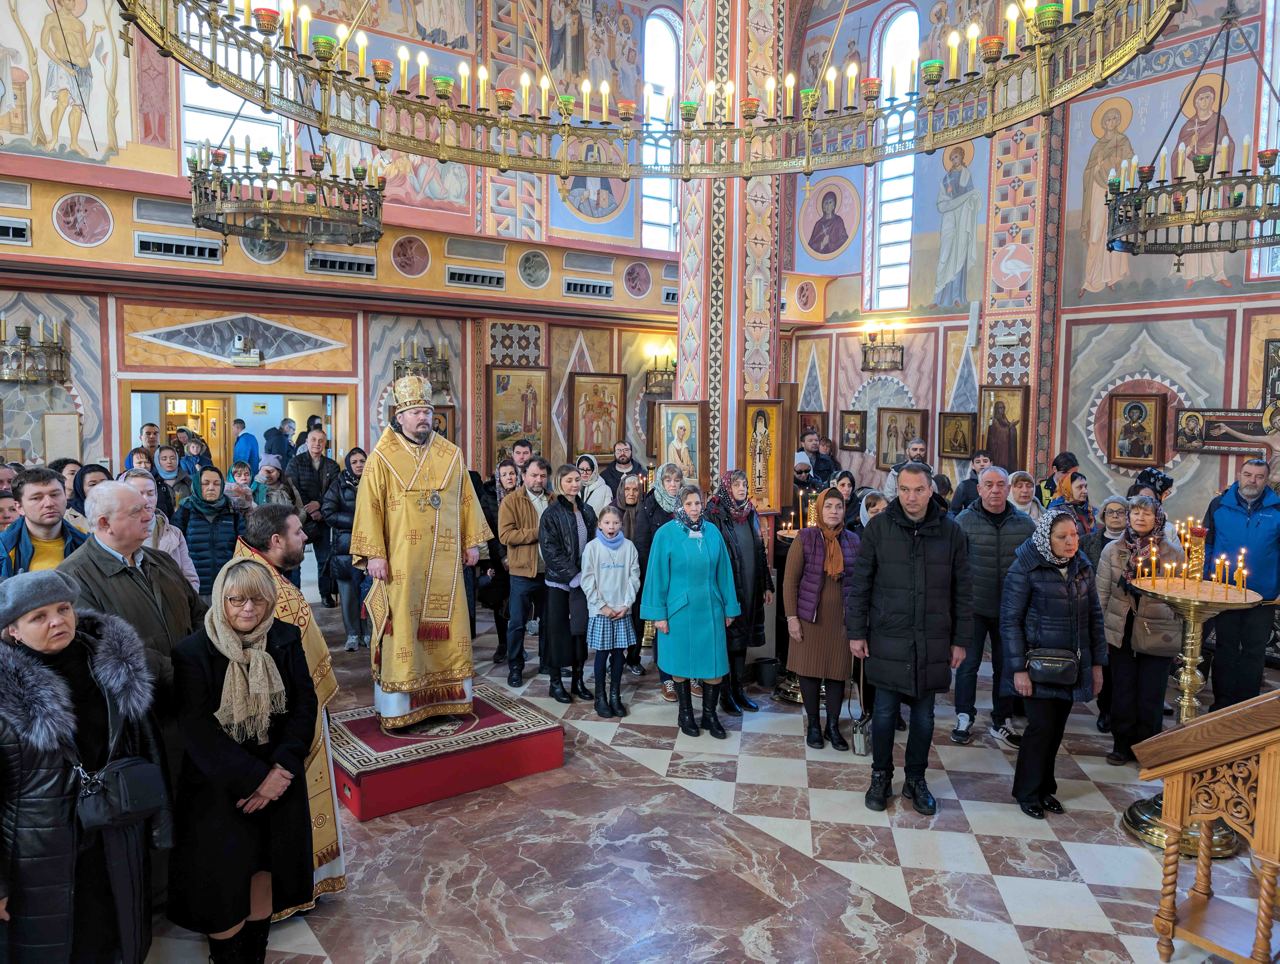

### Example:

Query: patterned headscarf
xmin=1033 ymin=509 xmax=1078 ymax=567
xmin=1120 ymin=495 xmax=1167 ymax=581
xmin=708 ymin=470 xmax=754 ymax=524
xmin=652 ymin=462 xmax=682 ymax=514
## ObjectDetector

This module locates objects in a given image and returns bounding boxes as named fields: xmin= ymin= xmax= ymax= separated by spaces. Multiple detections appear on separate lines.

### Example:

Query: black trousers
xmin=1109 ymin=628 xmax=1172 ymax=756
xmin=1011 ymin=697 xmax=1072 ymax=804
xmin=1208 ymin=605 xmax=1275 ymax=710
xmin=545 ymin=586 xmax=586 ymax=671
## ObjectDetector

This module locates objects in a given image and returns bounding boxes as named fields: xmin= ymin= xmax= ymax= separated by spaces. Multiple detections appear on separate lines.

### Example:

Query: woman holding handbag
xmin=538 ymin=464 xmax=599 ymax=704
xmin=1001 ymin=509 xmax=1108 ymax=820
xmin=0 ymin=570 xmax=170 ymax=964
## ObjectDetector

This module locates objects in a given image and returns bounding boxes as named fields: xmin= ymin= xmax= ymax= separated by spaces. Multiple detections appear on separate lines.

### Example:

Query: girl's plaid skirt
xmin=587 ymin=612 xmax=636 ymax=651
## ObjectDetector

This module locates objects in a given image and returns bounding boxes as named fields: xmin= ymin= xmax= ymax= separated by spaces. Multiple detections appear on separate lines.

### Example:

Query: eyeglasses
xmin=795 ymin=469 xmax=811 ymax=477
xmin=1103 ymin=507 xmax=1128 ymax=517
xmin=225 ymin=596 xmax=269 ymax=610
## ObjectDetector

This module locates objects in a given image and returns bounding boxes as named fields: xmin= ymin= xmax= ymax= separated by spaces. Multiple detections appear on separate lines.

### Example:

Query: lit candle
xmin=281 ymin=0 xmax=293 ymax=46
xmin=1177 ymin=142 xmax=1186 ymax=177
xmin=520 ymin=71 xmax=531 ymax=113
xmin=1006 ymin=4 xmax=1018 ymax=51
xmin=539 ymin=74 xmax=550 ymax=116
xmin=459 ymin=62 xmax=470 ymax=104
xmin=228 ymin=134 xmax=235 ymax=160
xmin=599 ymin=79 xmax=610 ymax=119
xmin=581 ymin=78 xmax=591 ymax=121
xmin=845 ymin=62 xmax=857 ymax=106
xmin=888 ymin=64 xmax=896 ymax=100
xmin=1218 ymin=136 xmax=1229 ymax=171
xmin=1158 ymin=147 xmax=1167 ymax=181
xmin=418 ymin=52 xmax=429 ymax=97
xmin=397 ymin=46 xmax=409 ymax=91
xmin=1243 ymin=134 xmax=1252 ymax=170
xmin=784 ymin=72 xmax=795 ymax=115
xmin=966 ymin=23 xmax=979 ymax=73
xmin=723 ymin=80 xmax=734 ymax=123
xmin=336 ymin=24 xmax=349 ymax=72
xmin=825 ymin=66 xmax=836 ymax=110
xmin=244 ymin=136 xmax=251 ymax=167
xmin=947 ymin=31 xmax=960 ymax=80
xmin=356 ymin=30 xmax=367 ymax=78
xmin=242 ymin=0 xmax=250 ymax=26
xmin=1120 ymin=159 xmax=1129 ymax=190
xmin=477 ymin=65 xmax=488 ymax=109
xmin=298 ymin=5 xmax=310 ymax=54
xmin=766 ymin=76 xmax=776 ymax=117
xmin=643 ymin=82 xmax=653 ymax=122
xmin=908 ymin=55 xmax=917 ymax=91
xmin=37 ymin=315 xmax=44 ymax=344
xmin=706 ymin=79 xmax=715 ymax=121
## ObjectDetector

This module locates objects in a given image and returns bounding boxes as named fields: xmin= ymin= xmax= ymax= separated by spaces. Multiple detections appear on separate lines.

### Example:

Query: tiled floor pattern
xmin=149 ymin=594 xmax=1268 ymax=963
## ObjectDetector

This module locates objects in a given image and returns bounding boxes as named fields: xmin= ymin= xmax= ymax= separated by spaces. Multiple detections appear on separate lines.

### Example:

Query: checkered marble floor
xmin=485 ymin=635 xmax=1268 ymax=964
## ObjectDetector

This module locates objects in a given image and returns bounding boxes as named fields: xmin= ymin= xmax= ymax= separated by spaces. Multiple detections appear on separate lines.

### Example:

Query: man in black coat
xmin=284 ymin=428 xmax=341 ymax=606
xmin=848 ymin=462 xmax=972 ymax=816
xmin=952 ymin=466 xmax=1035 ymax=748
xmin=599 ymin=440 xmax=644 ymax=496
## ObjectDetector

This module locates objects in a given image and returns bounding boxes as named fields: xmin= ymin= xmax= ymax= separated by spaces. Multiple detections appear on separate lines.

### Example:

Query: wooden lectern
xmin=1133 ymin=690 xmax=1280 ymax=963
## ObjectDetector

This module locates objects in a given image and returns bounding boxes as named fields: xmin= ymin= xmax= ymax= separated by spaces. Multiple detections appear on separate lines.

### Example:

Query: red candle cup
xmin=370 ymin=59 xmax=393 ymax=84
xmin=495 ymin=87 xmax=516 ymax=111
xmin=1258 ymin=148 xmax=1278 ymax=171
xmin=860 ymin=77 xmax=882 ymax=101
xmin=616 ymin=99 xmax=636 ymax=122
xmin=740 ymin=96 xmax=760 ymax=121
xmin=979 ymin=36 xmax=1005 ymax=63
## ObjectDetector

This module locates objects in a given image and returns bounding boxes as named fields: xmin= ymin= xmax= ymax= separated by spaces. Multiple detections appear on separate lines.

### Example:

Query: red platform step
xmin=329 ymin=684 xmax=564 ymax=821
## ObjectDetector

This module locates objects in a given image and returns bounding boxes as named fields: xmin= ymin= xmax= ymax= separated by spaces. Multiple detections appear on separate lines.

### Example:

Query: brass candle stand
xmin=1123 ymin=574 xmax=1262 ymax=858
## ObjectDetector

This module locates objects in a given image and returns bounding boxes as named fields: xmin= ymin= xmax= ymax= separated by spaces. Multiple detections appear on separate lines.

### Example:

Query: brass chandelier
xmin=118 ymin=0 xmax=1180 ymax=180
xmin=188 ymin=143 xmax=384 ymax=245
xmin=1106 ymin=1 xmax=1280 ymax=268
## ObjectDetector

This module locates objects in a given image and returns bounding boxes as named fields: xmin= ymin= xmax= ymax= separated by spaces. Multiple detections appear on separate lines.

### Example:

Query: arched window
xmin=871 ymin=9 xmax=919 ymax=310
xmin=641 ymin=9 xmax=681 ymax=252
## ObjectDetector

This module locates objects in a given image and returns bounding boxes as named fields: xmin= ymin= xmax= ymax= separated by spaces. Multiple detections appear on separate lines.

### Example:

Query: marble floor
xmin=149 ymin=585 xmax=1269 ymax=963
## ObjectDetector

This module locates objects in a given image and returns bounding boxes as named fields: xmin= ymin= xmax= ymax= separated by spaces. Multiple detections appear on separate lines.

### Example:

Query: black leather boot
xmin=902 ymin=777 xmax=938 ymax=816
xmin=207 ymin=933 xmax=248 ymax=964
xmin=570 ymin=663 xmax=593 ymax=700
xmin=594 ymin=688 xmax=615 ymax=718
xmin=609 ymin=674 xmax=627 ymax=717
xmin=507 ymin=658 xmax=525 ymax=689
xmin=719 ymin=676 xmax=743 ymax=716
xmin=240 ymin=918 xmax=270 ymax=964
xmin=731 ymin=654 xmax=758 ymax=711
xmin=806 ymin=718 xmax=824 ymax=749
xmin=701 ymin=682 xmax=728 ymax=739
xmin=825 ymin=718 xmax=849 ymax=751
xmin=549 ymin=670 xmax=572 ymax=704
xmin=675 ymin=680 xmax=700 ymax=737
xmin=865 ymin=770 xmax=892 ymax=812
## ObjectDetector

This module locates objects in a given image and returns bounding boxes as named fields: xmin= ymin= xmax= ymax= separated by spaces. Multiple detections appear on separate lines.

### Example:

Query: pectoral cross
xmin=415 ymin=490 xmax=441 ymax=512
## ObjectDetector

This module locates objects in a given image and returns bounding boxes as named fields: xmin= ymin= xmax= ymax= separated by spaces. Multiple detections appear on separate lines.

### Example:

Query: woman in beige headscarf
xmin=167 ymin=559 xmax=318 ymax=963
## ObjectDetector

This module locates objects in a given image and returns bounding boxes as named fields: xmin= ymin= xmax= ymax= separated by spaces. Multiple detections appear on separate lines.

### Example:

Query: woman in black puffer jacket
xmin=0 ymin=570 xmax=171 ymax=964
xmin=1001 ymin=509 xmax=1107 ymax=820
xmin=538 ymin=464 xmax=598 ymax=704
xmin=322 ymin=448 xmax=367 ymax=652
xmin=173 ymin=467 xmax=243 ymax=599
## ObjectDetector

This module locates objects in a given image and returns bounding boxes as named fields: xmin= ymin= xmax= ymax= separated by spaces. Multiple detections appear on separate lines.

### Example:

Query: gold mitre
xmin=392 ymin=375 xmax=434 ymax=414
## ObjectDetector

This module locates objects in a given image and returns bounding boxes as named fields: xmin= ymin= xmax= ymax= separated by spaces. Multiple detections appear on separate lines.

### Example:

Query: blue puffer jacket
xmin=999 ymin=539 xmax=1108 ymax=702
xmin=1202 ymin=483 xmax=1280 ymax=601
xmin=172 ymin=503 xmax=242 ymax=594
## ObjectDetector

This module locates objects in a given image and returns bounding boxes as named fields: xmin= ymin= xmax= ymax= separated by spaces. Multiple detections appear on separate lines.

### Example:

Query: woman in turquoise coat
xmin=640 ymin=484 xmax=741 ymax=740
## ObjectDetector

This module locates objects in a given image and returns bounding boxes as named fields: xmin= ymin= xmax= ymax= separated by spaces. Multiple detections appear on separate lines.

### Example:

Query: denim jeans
xmin=335 ymin=576 xmax=365 ymax=639
xmin=871 ymin=687 xmax=936 ymax=779
xmin=954 ymin=613 xmax=1013 ymax=726
xmin=507 ymin=574 xmax=545 ymax=666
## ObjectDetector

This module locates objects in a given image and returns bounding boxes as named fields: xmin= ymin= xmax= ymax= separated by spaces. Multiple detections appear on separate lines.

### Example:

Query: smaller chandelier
xmin=188 ymin=145 xmax=383 ymax=246
xmin=1106 ymin=0 xmax=1280 ymax=268
xmin=393 ymin=338 xmax=453 ymax=403
xmin=645 ymin=351 xmax=677 ymax=396
xmin=859 ymin=321 xmax=905 ymax=372
xmin=0 ymin=314 xmax=70 ymax=384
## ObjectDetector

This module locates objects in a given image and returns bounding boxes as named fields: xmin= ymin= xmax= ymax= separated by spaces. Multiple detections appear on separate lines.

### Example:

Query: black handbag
xmin=1024 ymin=648 xmax=1080 ymax=687
xmin=73 ymin=756 xmax=167 ymax=831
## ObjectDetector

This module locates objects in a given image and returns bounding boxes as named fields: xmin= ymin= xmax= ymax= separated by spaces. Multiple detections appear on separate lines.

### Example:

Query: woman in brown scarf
xmin=783 ymin=488 xmax=862 ymax=750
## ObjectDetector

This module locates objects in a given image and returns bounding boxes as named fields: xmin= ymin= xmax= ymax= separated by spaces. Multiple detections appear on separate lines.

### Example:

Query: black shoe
xmin=240 ymin=918 xmax=270 ymax=964
xmin=730 ymin=656 xmax=759 ymax=712
xmin=322 ymin=594 xmax=338 ymax=609
xmin=609 ymin=677 xmax=627 ymax=718
xmin=825 ymin=720 xmax=849 ymax=752
xmin=895 ymin=714 xmax=907 ymax=732
xmin=570 ymin=668 xmax=594 ymax=701
xmin=493 ymin=649 xmax=508 ymax=665
xmin=902 ymin=777 xmax=937 ymax=815
xmin=1020 ymin=801 xmax=1046 ymax=820
xmin=1106 ymin=750 xmax=1132 ymax=766
xmin=537 ymin=662 xmax=550 ymax=676
xmin=720 ymin=682 xmax=743 ymax=717
xmin=626 ymin=662 xmax=646 ymax=677
xmin=594 ymin=691 xmax=615 ymax=719
xmin=1163 ymin=701 xmax=1174 ymax=717
xmin=507 ymin=663 xmax=524 ymax=688
xmin=1040 ymin=795 xmax=1065 ymax=814
xmin=1096 ymin=712 xmax=1111 ymax=733
xmin=701 ymin=683 xmax=728 ymax=739
xmin=806 ymin=719 xmax=824 ymax=749
xmin=549 ymin=674 xmax=572 ymax=704
xmin=675 ymin=681 xmax=701 ymax=737
xmin=207 ymin=934 xmax=243 ymax=964
xmin=865 ymin=770 xmax=892 ymax=811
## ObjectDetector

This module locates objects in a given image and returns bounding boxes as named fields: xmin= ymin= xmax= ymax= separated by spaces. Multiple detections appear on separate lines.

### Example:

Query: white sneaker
xmin=344 ymin=635 xmax=359 ymax=652
xmin=951 ymin=713 xmax=973 ymax=745
xmin=992 ymin=722 xmax=1023 ymax=749
xmin=527 ymin=619 xmax=540 ymax=636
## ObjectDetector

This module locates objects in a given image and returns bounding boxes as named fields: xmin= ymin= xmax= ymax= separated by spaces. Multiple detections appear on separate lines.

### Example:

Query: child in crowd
xmin=179 ymin=440 xmax=205 ymax=478
xmin=581 ymin=504 xmax=640 ymax=719
xmin=226 ymin=460 xmax=256 ymax=513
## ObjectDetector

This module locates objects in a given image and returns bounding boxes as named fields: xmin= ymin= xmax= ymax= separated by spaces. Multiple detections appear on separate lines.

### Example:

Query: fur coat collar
xmin=0 ymin=610 xmax=153 ymax=754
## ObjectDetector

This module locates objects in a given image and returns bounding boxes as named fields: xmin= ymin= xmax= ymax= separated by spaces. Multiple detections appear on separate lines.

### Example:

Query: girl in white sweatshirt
xmin=581 ymin=505 xmax=641 ymax=719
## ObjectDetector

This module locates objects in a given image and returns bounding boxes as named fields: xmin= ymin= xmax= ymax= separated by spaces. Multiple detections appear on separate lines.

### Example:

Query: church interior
xmin=2 ymin=0 xmax=1280 ymax=958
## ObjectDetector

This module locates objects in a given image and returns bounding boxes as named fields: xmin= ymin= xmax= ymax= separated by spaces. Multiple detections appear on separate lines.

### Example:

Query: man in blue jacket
xmin=1202 ymin=458 xmax=1280 ymax=709
xmin=231 ymin=418 xmax=260 ymax=476
xmin=0 ymin=468 xmax=87 ymax=577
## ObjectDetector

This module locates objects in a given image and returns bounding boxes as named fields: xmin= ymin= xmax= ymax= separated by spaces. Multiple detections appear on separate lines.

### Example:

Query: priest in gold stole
xmin=351 ymin=375 xmax=492 ymax=728
xmin=231 ymin=510 xmax=346 ymax=916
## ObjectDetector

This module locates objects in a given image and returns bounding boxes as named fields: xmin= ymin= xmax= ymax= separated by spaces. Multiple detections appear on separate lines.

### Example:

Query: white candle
xmin=477 ymin=65 xmax=488 ymax=109
xmin=397 ymin=46 xmax=409 ymax=91
xmin=418 ymin=52 xmax=429 ymax=97
xmin=520 ymin=71 xmax=531 ymax=113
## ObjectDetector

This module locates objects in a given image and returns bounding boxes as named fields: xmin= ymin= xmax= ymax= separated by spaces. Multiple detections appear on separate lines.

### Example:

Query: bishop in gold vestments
xmin=231 ymin=538 xmax=346 ymax=915
xmin=351 ymin=376 xmax=491 ymax=728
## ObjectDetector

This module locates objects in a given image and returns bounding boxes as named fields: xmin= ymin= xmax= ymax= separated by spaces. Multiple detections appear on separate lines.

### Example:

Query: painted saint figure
xmin=667 ymin=416 xmax=697 ymax=482
xmin=521 ymin=380 xmax=540 ymax=435
xmin=1174 ymin=83 xmax=1234 ymax=288
xmin=933 ymin=145 xmax=980 ymax=308
xmin=1079 ymin=103 xmax=1135 ymax=296
xmin=41 ymin=0 xmax=103 ymax=155
xmin=984 ymin=399 xmax=1021 ymax=471
xmin=750 ymin=411 xmax=773 ymax=504
xmin=806 ymin=190 xmax=850 ymax=255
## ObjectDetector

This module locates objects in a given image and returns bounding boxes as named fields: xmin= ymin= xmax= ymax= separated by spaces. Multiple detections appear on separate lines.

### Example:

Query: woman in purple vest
xmin=783 ymin=487 xmax=861 ymax=750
